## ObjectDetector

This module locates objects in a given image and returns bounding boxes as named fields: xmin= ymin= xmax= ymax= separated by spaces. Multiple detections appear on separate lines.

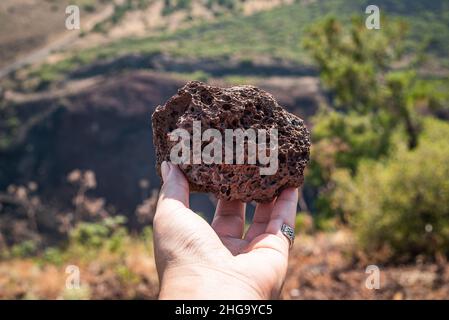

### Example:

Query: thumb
xmin=157 ymin=161 xmax=190 ymax=211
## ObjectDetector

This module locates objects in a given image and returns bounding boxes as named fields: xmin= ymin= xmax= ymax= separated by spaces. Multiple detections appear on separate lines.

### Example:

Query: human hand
xmin=153 ymin=161 xmax=298 ymax=300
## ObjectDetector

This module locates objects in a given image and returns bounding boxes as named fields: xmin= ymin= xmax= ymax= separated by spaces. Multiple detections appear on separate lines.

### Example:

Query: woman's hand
xmin=153 ymin=161 xmax=298 ymax=300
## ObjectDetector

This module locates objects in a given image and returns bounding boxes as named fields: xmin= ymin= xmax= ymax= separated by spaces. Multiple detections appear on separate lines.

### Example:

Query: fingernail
xmin=161 ymin=161 xmax=170 ymax=182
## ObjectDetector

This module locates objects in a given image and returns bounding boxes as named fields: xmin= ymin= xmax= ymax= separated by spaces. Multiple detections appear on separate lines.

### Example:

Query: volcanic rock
xmin=152 ymin=81 xmax=310 ymax=202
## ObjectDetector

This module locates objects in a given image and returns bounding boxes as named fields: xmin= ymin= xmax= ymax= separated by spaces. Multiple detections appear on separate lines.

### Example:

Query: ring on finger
xmin=281 ymin=223 xmax=295 ymax=249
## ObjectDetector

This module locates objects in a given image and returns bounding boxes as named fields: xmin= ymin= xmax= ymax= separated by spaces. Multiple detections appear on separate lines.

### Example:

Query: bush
xmin=311 ymin=110 xmax=392 ymax=173
xmin=333 ymin=117 xmax=449 ymax=260
xmin=69 ymin=215 xmax=128 ymax=252
xmin=10 ymin=240 xmax=38 ymax=258
xmin=305 ymin=110 xmax=393 ymax=220
xmin=42 ymin=247 xmax=65 ymax=266
xmin=162 ymin=0 xmax=192 ymax=15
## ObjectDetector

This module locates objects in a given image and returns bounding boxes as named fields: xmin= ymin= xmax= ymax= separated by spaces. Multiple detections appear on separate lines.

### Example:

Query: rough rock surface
xmin=152 ymin=81 xmax=310 ymax=202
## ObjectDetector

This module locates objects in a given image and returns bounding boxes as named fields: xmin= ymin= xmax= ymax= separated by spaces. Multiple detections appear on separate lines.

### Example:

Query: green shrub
xmin=41 ymin=247 xmax=65 ymax=265
xmin=10 ymin=240 xmax=37 ymax=258
xmin=69 ymin=215 xmax=128 ymax=252
xmin=162 ymin=0 xmax=192 ymax=15
xmin=311 ymin=110 xmax=393 ymax=172
xmin=333 ymin=117 xmax=449 ymax=260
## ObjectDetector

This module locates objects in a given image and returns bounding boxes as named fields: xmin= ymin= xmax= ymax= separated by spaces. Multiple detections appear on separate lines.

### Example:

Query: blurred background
xmin=0 ymin=0 xmax=449 ymax=299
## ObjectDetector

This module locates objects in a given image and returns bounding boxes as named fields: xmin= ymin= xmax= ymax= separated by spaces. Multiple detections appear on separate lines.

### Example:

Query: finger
xmin=244 ymin=200 xmax=275 ymax=242
xmin=212 ymin=199 xmax=246 ymax=239
xmin=156 ymin=161 xmax=190 ymax=213
xmin=265 ymin=188 xmax=298 ymax=249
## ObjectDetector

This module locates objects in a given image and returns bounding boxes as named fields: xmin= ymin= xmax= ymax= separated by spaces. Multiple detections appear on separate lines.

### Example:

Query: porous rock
xmin=152 ymin=81 xmax=310 ymax=202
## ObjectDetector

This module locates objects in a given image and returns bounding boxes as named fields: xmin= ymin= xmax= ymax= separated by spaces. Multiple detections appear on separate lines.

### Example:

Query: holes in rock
xmin=279 ymin=153 xmax=286 ymax=162
xmin=222 ymin=103 xmax=232 ymax=111
xmin=157 ymin=82 xmax=310 ymax=203
xmin=200 ymin=92 xmax=213 ymax=105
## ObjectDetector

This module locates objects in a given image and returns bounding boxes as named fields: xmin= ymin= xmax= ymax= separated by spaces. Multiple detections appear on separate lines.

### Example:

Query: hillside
xmin=4 ymin=0 xmax=448 ymax=93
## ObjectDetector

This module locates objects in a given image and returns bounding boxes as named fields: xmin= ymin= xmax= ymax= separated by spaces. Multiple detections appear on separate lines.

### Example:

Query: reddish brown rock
xmin=152 ymin=81 xmax=310 ymax=202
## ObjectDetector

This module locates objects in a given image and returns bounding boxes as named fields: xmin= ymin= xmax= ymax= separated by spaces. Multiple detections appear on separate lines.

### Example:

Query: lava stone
xmin=152 ymin=81 xmax=310 ymax=202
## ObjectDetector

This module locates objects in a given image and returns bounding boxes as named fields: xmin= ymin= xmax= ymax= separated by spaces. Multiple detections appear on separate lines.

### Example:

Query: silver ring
xmin=281 ymin=223 xmax=295 ymax=249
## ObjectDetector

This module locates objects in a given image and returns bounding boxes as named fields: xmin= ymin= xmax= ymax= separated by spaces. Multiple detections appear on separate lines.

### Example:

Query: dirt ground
xmin=282 ymin=231 xmax=449 ymax=300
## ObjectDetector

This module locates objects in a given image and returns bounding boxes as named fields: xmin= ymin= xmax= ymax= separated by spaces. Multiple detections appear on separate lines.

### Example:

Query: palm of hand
xmin=153 ymin=162 xmax=297 ymax=299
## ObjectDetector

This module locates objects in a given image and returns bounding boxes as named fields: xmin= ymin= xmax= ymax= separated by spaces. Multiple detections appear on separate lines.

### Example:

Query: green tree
xmin=303 ymin=16 xmax=435 ymax=221
xmin=303 ymin=16 xmax=449 ymax=260
xmin=303 ymin=16 xmax=423 ymax=151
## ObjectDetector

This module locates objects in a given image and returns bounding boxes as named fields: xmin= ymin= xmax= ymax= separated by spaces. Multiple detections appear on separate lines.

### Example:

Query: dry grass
xmin=0 ymin=239 xmax=158 ymax=299
xmin=2 ymin=229 xmax=449 ymax=300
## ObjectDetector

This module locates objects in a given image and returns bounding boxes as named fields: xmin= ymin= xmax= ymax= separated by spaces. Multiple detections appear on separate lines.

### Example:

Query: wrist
xmin=159 ymin=264 xmax=264 ymax=300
